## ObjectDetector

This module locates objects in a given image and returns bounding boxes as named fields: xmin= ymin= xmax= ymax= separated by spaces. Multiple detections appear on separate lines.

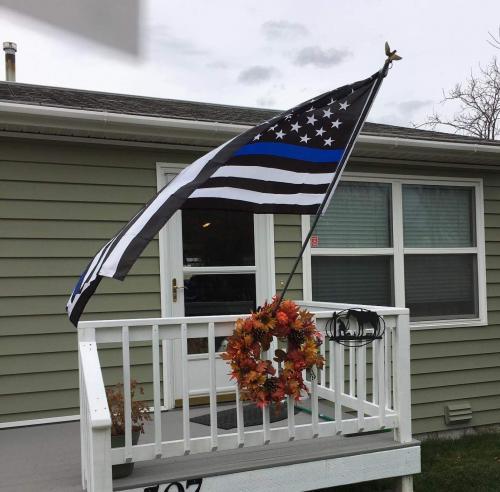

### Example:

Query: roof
xmin=0 ymin=80 xmax=498 ymax=147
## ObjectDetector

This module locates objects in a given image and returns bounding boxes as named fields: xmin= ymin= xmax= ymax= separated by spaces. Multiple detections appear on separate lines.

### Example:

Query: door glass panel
xmin=184 ymin=273 xmax=256 ymax=317
xmin=182 ymin=209 xmax=255 ymax=266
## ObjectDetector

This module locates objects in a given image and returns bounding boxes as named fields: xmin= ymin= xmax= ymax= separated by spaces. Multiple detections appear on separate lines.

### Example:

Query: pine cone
xmin=253 ymin=328 xmax=266 ymax=341
xmin=264 ymin=377 xmax=279 ymax=393
xmin=289 ymin=329 xmax=306 ymax=346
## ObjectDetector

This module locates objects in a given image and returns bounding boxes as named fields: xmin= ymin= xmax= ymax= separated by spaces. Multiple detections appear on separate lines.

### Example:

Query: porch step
xmin=113 ymin=433 xmax=420 ymax=491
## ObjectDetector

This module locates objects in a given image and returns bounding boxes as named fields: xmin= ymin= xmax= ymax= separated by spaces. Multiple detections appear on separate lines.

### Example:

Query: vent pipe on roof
xmin=3 ymin=42 xmax=17 ymax=82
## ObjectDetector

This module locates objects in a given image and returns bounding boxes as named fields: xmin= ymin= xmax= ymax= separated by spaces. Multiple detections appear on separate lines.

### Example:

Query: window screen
xmin=405 ymin=254 xmax=477 ymax=320
xmin=403 ymin=185 xmax=475 ymax=247
xmin=312 ymin=256 xmax=393 ymax=306
xmin=315 ymin=182 xmax=392 ymax=248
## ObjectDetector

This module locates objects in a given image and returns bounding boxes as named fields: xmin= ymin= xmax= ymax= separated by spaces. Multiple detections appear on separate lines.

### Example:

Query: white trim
xmin=120 ymin=445 xmax=420 ymax=492
xmin=311 ymin=247 xmax=394 ymax=256
xmin=0 ymin=414 xmax=80 ymax=429
xmin=301 ymin=215 xmax=312 ymax=302
xmin=1 ymin=99 xmax=500 ymax=157
xmin=184 ymin=266 xmax=257 ymax=275
xmin=404 ymin=247 xmax=478 ymax=255
xmin=302 ymin=172 xmax=488 ymax=330
xmin=392 ymin=181 xmax=406 ymax=307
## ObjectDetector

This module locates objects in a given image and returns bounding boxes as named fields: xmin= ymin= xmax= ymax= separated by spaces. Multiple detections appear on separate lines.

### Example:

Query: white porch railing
xmin=78 ymin=301 xmax=412 ymax=492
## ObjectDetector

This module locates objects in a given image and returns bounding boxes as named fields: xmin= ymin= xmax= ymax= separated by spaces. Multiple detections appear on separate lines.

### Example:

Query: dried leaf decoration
xmin=222 ymin=298 xmax=324 ymax=409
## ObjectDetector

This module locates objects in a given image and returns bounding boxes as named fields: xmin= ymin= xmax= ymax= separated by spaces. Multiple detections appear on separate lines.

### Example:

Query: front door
xmin=157 ymin=164 xmax=275 ymax=402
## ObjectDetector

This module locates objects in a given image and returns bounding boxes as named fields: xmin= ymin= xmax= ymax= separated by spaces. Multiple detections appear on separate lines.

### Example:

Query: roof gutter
xmin=0 ymin=100 xmax=499 ymax=154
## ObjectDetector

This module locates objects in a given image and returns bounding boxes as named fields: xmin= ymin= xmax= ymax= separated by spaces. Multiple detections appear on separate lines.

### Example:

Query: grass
xmin=315 ymin=432 xmax=500 ymax=492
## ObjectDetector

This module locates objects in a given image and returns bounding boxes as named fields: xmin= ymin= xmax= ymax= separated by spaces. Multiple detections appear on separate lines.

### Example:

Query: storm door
xmin=157 ymin=164 xmax=275 ymax=402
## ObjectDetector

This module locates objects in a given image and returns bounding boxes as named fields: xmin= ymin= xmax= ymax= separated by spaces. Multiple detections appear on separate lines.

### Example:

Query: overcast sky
xmin=0 ymin=0 xmax=499 ymax=129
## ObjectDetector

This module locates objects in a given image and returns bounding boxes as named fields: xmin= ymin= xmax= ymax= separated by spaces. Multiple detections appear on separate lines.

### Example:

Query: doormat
xmin=190 ymin=403 xmax=300 ymax=430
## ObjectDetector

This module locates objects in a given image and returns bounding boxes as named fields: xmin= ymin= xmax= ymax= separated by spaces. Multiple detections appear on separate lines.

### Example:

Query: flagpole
xmin=276 ymin=50 xmax=399 ymax=307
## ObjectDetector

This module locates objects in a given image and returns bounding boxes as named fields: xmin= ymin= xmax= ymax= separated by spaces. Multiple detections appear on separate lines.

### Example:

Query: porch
xmin=78 ymin=301 xmax=420 ymax=491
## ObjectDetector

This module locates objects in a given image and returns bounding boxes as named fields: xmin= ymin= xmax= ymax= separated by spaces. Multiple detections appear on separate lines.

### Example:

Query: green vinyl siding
xmin=0 ymin=138 xmax=175 ymax=423
xmin=1 ymin=135 xmax=500 ymax=438
xmin=274 ymin=214 xmax=303 ymax=300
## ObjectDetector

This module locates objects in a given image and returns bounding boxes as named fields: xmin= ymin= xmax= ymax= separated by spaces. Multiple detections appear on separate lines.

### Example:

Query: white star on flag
xmin=339 ymin=101 xmax=350 ymax=111
xmin=300 ymin=134 xmax=311 ymax=143
xmin=331 ymin=119 xmax=342 ymax=129
xmin=323 ymin=108 xmax=333 ymax=118
xmin=290 ymin=122 xmax=302 ymax=132
xmin=275 ymin=129 xmax=286 ymax=139
xmin=306 ymin=114 xmax=317 ymax=126
xmin=253 ymin=133 xmax=262 ymax=141
xmin=323 ymin=137 xmax=333 ymax=146
xmin=315 ymin=127 xmax=326 ymax=136
xmin=268 ymin=124 xmax=278 ymax=131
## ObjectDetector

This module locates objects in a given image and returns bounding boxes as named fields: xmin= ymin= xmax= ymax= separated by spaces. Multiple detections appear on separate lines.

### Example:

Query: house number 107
xmin=145 ymin=478 xmax=203 ymax=492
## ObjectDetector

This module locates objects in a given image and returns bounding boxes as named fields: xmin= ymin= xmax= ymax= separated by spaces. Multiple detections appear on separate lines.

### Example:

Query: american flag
xmin=67 ymin=70 xmax=383 ymax=326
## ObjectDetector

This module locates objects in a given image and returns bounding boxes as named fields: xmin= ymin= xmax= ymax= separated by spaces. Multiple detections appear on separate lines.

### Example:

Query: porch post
xmin=89 ymin=426 xmax=113 ymax=492
xmin=393 ymin=311 xmax=415 ymax=492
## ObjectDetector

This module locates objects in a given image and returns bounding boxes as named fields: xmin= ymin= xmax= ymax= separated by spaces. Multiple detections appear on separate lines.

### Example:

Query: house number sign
xmin=143 ymin=478 xmax=203 ymax=492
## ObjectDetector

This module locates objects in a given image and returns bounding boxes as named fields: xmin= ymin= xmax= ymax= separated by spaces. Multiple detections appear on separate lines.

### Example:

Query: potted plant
xmin=106 ymin=380 xmax=151 ymax=479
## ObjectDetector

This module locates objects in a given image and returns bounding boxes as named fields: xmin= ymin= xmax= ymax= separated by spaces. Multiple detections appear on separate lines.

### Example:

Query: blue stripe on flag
xmin=233 ymin=143 xmax=345 ymax=163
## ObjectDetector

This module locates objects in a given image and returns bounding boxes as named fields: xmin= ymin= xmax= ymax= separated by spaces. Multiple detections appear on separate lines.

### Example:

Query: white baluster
xmin=122 ymin=325 xmax=132 ymax=462
xmin=235 ymin=384 xmax=245 ymax=447
xmin=262 ymin=404 xmax=271 ymax=444
xmin=356 ymin=344 xmax=366 ymax=432
xmin=385 ymin=327 xmax=393 ymax=410
xmin=377 ymin=337 xmax=386 ymax=428
xmin=372 ymin=342 xmax=378 ymax=405
xmin=152 ymin=324 xmax=162 ymax=458
xmin=311 ymin=367 xmax=319 ymax=437
xmin=181 ymin=323 xmax=190 ymax=454
xmin=320 ymin=341 xmax=326 ymax=387
xmin=329 ymin=339 xmax=334 ymax=389
xmin=349 ymin=344 xmax=356 ymax=396
xmin=162 ymin=340 xmax=175 ymax=410
xmin=208 ymin=322 xmax=218 ymax=451
xmin=287 ymin=396 xmax=296 ymax=440
xmin=333 ymin=341 xmax=344 ymax=434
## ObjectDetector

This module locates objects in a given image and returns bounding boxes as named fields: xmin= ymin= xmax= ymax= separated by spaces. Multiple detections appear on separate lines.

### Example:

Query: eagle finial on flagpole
xmin=385 ymin=42 xmax=402 ymax=62
xmin=382 ymin=42 xmax=402 ymax=76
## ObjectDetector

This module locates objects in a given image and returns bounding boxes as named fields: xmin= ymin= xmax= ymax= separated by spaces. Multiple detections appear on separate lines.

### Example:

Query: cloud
xmin=238 ymin=66 xmax=277 ymax=84
xmin=293 ymin=46 xmax=350 ymax=68
xmin=373 ymin=99 xmax=433 ymax=127
xmin=256 ymin=96 xmax=276 ymax=107
xmin=261 ymin=20 xmax=309 ymax=40
xmin=395 ymin=99 xmax=433 ymax=115
xmin=206 ymin=60 xmax=230 ymax=69
xmin=149 ymin=25 xmax=208 ymax=57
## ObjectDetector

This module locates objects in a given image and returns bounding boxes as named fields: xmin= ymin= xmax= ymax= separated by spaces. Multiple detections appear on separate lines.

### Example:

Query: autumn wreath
xmin=222 ymin=298 xmax=324 ymax=408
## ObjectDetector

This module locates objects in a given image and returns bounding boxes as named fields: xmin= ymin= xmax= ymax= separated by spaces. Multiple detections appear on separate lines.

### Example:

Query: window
xmin=304 ymin=175 xmax=486 ymax=328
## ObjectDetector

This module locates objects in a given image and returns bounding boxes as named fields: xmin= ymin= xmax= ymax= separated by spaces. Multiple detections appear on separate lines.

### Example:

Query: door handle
xmin=171 ymin=278 xmax=185 ymax=302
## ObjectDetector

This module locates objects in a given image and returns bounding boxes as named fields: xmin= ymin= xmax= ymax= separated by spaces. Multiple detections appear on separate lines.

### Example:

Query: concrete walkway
xmin=0 ymin=421 xmax=82 ymax=492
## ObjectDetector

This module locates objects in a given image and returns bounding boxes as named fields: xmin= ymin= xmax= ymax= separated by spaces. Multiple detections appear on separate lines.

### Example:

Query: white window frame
xmin=302 ymin=172 xmax=487 ymax=330
xmin=156 ymin=162 xmax=276 ymax=318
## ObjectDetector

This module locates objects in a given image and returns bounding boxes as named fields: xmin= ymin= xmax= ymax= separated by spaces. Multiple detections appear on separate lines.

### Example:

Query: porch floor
xmin=0 ymin=402 xmax=419 ymax=492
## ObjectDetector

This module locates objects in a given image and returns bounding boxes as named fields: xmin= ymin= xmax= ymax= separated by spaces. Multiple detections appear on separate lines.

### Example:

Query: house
xmin=0 ymin=80 xmax=499 ymax=491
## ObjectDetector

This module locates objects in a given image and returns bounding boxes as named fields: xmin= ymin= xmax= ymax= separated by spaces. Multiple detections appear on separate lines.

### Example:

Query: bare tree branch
xmin=414 ymin=57 xmax=500 ymax=140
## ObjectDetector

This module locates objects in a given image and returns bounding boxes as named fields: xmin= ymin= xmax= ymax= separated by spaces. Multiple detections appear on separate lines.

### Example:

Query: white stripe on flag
xmin=189 ymin=187 xmax=324 ymax=205
xmin=212 ymin=166 xmax=335 ymax=185
xmin=98 ymin=138 xmax=235 ymax=278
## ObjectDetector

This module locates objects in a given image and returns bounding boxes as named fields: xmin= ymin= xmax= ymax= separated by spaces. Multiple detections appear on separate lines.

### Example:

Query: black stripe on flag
xmin=197 ymin=177 xmax=330 ymax=195
xmin=182 ymin=197 xmax=321 ymax=215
